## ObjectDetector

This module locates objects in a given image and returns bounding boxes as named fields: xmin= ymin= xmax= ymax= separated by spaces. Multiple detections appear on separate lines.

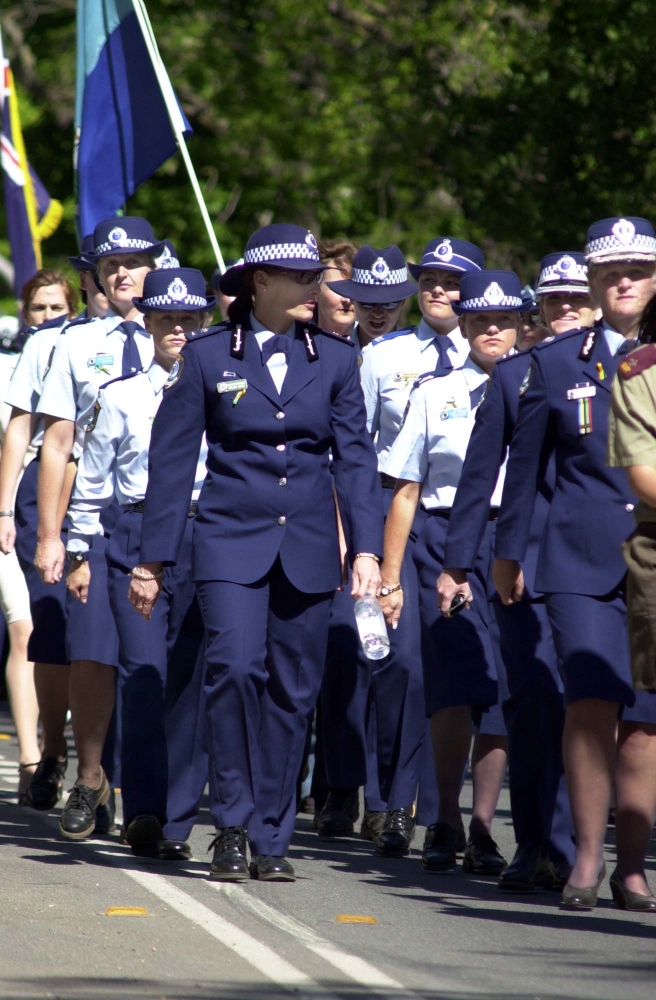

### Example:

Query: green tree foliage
xmin=2 ymin=0 xmax=656 ymax=304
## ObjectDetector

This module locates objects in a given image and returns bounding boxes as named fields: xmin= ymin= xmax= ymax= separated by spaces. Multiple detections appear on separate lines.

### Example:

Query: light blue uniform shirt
xmin=384 ymin=356 xmax=505 ymax=510
xmin=5 ymin=319 xmax=69 ymax=447
xmin=67 ymin=360 xmax=208 ymax=552
xmin=37 ymin=311 xmax=154 ymax=456
xmin=359 ymin=319 xmax=470 ymax=471
xmin=602 ymin=320 xmax=632 ymax=356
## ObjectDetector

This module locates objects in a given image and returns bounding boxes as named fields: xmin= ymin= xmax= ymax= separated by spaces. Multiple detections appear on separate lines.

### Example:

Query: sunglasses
xmin=271 ymin=269 xmax=324 ymax=286
xmin=359 ymin=300 xmax=403 ymax=311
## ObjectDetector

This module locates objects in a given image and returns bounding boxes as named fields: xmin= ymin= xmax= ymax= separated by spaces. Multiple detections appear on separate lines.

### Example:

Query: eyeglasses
xmin=359 ymin=300 xmax=403 ymax=311
xmin=272 ymin=269 xmax=324 ymax=286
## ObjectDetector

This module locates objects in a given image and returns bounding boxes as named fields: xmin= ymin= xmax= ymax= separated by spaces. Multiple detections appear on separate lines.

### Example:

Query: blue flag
xmin=75 ymin=0 xmax=192 ymax=235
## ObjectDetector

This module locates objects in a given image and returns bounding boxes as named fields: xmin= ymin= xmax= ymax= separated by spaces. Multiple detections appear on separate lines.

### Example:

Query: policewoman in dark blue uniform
xmin=435 ymin=253 xmax=594 ymax=892
xmin=494 ymin=217 xmax=656 ymax=911
xmin=136 ymin=224 xmax=384 ymax=882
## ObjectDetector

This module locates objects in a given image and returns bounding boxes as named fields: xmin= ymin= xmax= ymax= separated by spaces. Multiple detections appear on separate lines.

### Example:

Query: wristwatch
xmin=380 ymin=583 xmax=402 ymax=597
xmin=66 ymin=551 xmax=90 ymax=564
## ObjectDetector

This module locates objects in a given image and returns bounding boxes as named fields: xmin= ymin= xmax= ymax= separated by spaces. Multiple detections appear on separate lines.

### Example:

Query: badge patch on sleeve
xmin=164 ymin=355 xmax=185 ymax=391
xmin=519 ymin=363 xmax=532 ymax=397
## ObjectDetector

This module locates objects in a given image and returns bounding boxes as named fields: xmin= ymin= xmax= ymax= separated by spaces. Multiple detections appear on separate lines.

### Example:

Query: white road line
xmin=122 ymin=867 xmax=341 ymax=999
xmin=214 ymin=882 xmax=407 ymax=993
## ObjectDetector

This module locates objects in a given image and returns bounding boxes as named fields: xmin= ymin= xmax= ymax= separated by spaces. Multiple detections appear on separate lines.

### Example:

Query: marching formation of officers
xmin=0 ymin=211 xmax=655 ymax=912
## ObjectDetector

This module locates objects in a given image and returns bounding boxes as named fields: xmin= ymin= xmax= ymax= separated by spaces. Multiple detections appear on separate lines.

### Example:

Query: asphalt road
xmin=0 ymin=704 xmax=654 ymax=1000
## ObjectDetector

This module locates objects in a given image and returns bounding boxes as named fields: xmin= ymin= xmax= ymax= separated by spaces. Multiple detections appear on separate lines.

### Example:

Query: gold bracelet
xmin=129 ymin=568 xmax=164 ymax=582
xmin=355 ymin=552 xmax=381 ymax=563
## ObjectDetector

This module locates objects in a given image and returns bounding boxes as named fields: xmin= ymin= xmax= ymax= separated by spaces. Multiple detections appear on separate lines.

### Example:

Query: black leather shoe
xmin=208 ymin=827 xmax=249 ymax=881
xmin=132 ymin=839 xmax=192 ymax=861
xmin=499 ymin=843 xmax=550 ymax=892
xmin=60 ymin=771 xmax=110 ymax=840
xmin=376 ymin=807 xmax=416 ymax=857
xmin=26 ymin=755 xmax=67 ymax=811
xmin=422 ymin=821 xmax=459 ymax=872
xmin=125 ymin=814 xmax=164 ymax=847
xmin=549 ymin=861 xmax=573 ymax=892
xmin=94 ymin=788 xmax=116 ymax=836
xmin=609 ymin=868 xmax=656 ymax=912
xmin=318 ymin=788 xmax=360 ymax=838
xmin=250 ymin=855 xmax=296 ymax=881
xmin=462 ymin=831 xmax=507 ymax=876
xmin=360 ymin=810 xmax=386 ymax=842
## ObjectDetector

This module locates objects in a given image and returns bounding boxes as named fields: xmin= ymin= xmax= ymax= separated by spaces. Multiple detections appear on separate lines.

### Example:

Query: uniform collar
xmin=417 ymin=318 xmax=459 ymax=351
xmin=601 ymin=319 xmax=633 ymax=356
xmin=147 ymin=359 xmax=170 ymax=393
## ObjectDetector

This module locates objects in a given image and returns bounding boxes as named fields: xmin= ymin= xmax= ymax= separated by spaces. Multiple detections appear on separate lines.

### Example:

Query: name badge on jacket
xmin=87 ymin=353 xmax=114 ymax=371
xmin=566 ymin=384 xmax=596 ymax=401
xmin=217 ymin=378 xmax=248 ymax=394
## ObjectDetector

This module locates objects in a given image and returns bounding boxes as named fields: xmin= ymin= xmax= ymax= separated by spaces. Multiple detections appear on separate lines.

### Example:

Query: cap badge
xmin=305 ymin=231 xmax=318 ymax=251
xmin=612 ymin=218 xmax=635 ymax=243
xmin=434 ymin=240 xmax=454 ymax=263
xmin=483 ymin=281 xmax=504 ymax=306
xmin=371 ymin=257 xmax=390 ymax=281
xmin=555 ymin=255 xmax=575 ymax=275
xmin=108 ymin=226 xmax=127 ymax=246
xmin=168 ymin=278 xmax=188 ymax=302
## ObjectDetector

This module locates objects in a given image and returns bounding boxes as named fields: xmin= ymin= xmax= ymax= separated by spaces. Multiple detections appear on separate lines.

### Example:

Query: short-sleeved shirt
xmin=608 ymin=346 xmax=656 ymax=523
xmin=37 ymin=311 xmax=154 ymax=457
xmin=68 ymin=360 xmax=208 ymax=551
xmin=385 ymin=356 xmax=504 ymax=510
xmin=359 ymin=319 xmax=470 ymax=470
xmin=4 ymin=322 xmax=67 ymax=447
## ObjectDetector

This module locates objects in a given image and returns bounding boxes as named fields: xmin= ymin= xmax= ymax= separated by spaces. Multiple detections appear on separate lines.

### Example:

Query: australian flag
xmin=1 ymin=59 xmax=63 ymax=294
xmin=75 ymin=0 xmax=192 ymax=235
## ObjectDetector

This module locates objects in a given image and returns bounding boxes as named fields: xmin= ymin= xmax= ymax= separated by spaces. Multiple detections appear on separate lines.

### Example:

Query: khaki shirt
xmin=608 ymin=344 xmax=656 ymax=523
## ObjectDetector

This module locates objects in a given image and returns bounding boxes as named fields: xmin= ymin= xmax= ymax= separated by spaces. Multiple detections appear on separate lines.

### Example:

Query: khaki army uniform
xmin=608 ymin=342 xmax=656 ymax=691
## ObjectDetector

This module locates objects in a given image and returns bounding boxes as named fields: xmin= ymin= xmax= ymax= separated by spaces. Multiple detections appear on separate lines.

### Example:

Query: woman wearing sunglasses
xmin=132 ymin=223 xmax=383 ymax=883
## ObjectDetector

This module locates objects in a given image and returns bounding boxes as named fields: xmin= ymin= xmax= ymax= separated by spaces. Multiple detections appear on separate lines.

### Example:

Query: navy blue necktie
xmin=121 ymin=322 xmax=143 ymax=376
xmin=433 ymin=335 xmax=454 ymax=376
xmin=615 ymin=339 xmax=635 ymax=358
xmin=261 ymin=334 xmax=293 ymax=365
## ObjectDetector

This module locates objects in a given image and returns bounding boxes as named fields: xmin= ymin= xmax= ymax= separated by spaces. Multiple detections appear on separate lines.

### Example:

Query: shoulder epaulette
xmin=316 ymin=327 xmax=354 ymax=345
xmin=495 ymin=349 xmax=531 ymax=368
xmin=99 ymin=369 xmax=144 ymax=392
xmin=184 ymin=322 xmax=229 ymax=345
xmin=618 ymin=343 xmax=656 ymax=380
xmin=371 ymin=326 xmax=416 ymax=347
xmin=533 ymin=325 xmax=592 ymax=353
xmin=60 ymin=315 xmax=97 ymax=334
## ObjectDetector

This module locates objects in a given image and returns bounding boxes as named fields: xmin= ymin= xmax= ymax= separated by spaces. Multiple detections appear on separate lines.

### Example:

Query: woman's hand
xmin=66 ymin=560 xmax=91 ymax=603
xmin=0 ymin=515 xmax=16 ymax=555
xmin=351 ymin=555 xmax=381 ymax=600
xmin=128 ymin=562 xmax=164 ymax=621
xmin=493 ymin=559 xmax=525 ymax=605
xmin=380 ymin=588 xmax=404 ymax=629
xmin=35 ymin=537 xmax=66 ymax=584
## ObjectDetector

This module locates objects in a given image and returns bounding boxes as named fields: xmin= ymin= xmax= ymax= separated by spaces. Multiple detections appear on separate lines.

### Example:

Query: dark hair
xmin=638 ymin=294 xmax=656 ymax=343
xmin=318 ymin=238 xmax=357 ymax=274
xmin=226 ymin=271 xmax=255 ymax=324
xmin=20 ymin=268 xmax=78 ymax=317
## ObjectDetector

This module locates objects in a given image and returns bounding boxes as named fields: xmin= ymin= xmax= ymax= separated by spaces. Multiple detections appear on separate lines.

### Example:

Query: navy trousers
xmin=196 ymin=558 xmax=333 ymax=857
xmin=414 ymin=513 xmax=508 ymax=732
xmin=320 ymin=491 xmax=438 ymax=820
xmin=14 ymin=458 xmax=68 ymax=665
xmin=106 ymin=510 xmax=208 ymax=841
xmin=495 ymin=599 xmax=574 ymax=864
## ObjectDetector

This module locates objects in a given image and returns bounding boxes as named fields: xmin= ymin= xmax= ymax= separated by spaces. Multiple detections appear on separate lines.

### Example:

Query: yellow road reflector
xmin=0 ymin=734 xmax=11 ymax=740
xmin=105 ymin=906 xmax=148 ymax=917
xmin=336 ymin=914 xmax=377 ymax=924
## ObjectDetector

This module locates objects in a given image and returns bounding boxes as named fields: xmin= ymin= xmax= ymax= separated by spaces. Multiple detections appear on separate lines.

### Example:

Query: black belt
xmin=380 ymin=473 xmax=397 ymax=489
xmin=125 ymin=501 xmax=198 ymax=518
xmin=428 ymin=507 xmax=500 ymax=521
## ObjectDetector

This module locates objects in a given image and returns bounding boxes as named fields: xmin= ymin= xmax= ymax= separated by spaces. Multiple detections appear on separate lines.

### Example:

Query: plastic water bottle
xmin=354 ymin=592 xmax=390 ymax=660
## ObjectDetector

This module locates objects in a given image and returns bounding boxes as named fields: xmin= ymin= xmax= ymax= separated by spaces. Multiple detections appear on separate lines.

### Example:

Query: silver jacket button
xmin=625 ymin=503 xmax=635 ymax=512
xmin=278 ymin=477 xmax=287 ymax=486
xmin=276 ymin=443 xmax=286 ymax=452
xmin=277 ymin=516 xmax=287 ymax=525
xmin=275 ymin=411 xmax=285 ymax=420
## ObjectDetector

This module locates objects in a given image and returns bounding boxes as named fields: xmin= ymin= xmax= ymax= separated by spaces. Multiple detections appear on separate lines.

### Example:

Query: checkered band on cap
xmin=140 ymin=293 xmax=208 ymax=309
xmin=538 ymin=256 xmax=588 ymax=288
xmin=585 ymin=233 xmax=656 ymax=257
xmin=94 ymin=237 xmax=158 ymax=255
xmin=243 ymin=242 xmax=321 ymax=264
xmin=461 ymin=293 xmax=523 ymax=310
xmin=351 ymin=266 xmax=409 ymax=285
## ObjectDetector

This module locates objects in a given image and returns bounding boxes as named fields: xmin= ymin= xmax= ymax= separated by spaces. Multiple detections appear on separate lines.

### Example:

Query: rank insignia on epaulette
xmin=519 ymin=364 xmax=532 ymax=396
xmin=578 ymin=329 xmax=597 ymax=360
xmin=164 ymin=355 xmax=185 ymax=390
xmin=230 ymin=326 xmax=245 ymax=360
xmin=86 ymin=401 xmax=101 ymax=433
xmin=617 ymin=343 xmax=656 ymax=379
xmin=303 ymin=327 xmax=319 ymax=362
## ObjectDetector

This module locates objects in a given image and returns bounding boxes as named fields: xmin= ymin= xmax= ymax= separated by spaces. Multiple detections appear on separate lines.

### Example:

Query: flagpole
xmin=130 ymin=0 xmax=226 ymax=273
